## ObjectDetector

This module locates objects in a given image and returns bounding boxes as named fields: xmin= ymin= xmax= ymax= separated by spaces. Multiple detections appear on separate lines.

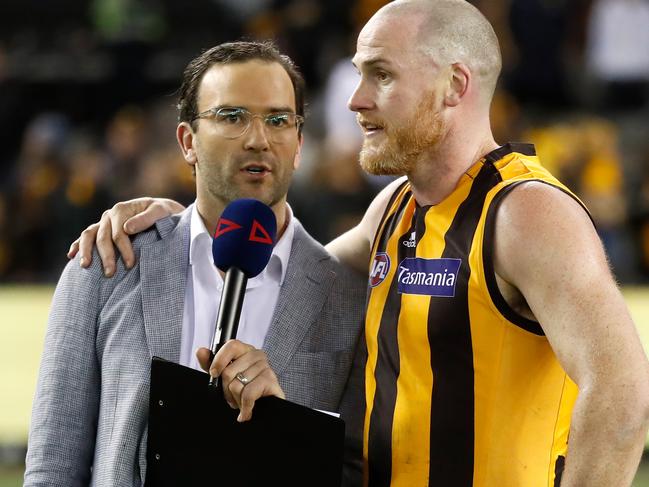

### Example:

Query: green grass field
xmin=1 ymin=284 xmax=649 ymax=485
xmin=0 ymin=286 xmax=51 ymax=445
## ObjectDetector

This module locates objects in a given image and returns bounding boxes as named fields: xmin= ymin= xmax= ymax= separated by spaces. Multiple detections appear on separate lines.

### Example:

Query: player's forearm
xmin=560 ymin=384 xmax=649 ymax=487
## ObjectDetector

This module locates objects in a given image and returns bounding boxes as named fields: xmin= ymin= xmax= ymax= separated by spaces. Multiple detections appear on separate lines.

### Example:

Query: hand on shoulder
xmin=67 ymin=197 xmax=185 ymax=277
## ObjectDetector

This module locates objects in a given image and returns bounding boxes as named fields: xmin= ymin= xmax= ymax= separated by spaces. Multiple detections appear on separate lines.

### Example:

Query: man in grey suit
xmin=25 ymin=41 xmax=366 ymax=486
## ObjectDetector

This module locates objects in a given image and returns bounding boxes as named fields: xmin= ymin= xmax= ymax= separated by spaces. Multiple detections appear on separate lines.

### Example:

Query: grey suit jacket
xmin=25 ymin=208 xmax=366 ymax=486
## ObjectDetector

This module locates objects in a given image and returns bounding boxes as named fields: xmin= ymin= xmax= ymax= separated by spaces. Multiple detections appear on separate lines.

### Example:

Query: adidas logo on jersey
xmin=402 ymin=231 xmax=417 ymax=248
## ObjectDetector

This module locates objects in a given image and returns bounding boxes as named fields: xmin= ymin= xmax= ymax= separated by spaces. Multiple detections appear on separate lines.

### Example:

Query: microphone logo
xmin=214 ymin=218 xmax=242 ymax=239
xmin=249 ymin=220 xmax=273 ymax=244
xmin=214 ymin=218 xmax=273 ymax=245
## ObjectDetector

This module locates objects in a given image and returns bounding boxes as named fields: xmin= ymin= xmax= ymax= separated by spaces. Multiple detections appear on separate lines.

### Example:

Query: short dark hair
xmin=177 ymin=41 xmax=306 ymax=130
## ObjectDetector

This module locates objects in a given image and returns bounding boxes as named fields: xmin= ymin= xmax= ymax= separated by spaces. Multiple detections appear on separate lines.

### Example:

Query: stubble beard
xmin=200 ymin=156 xmax=293 ymax=209
xmin=359 ymin=92 xmax=446 ymax=176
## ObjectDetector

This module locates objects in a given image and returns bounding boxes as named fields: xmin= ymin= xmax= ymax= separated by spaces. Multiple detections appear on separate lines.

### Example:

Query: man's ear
xmin=177 ymin=122 xmax=197 ymax=166
xmin=444 ymin=63 xmax=470 ymax=107
xmin=293 ymin=133 xmax=304 ymax=170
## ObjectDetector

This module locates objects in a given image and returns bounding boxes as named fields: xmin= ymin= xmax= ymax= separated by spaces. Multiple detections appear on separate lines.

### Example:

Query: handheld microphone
xmin=209 ymin=198 xmax=277 ymax=387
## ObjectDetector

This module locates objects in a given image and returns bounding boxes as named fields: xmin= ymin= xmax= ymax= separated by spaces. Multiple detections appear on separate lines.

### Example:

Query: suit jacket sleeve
xmin=24 ymin=256 xmax=107 ymax=486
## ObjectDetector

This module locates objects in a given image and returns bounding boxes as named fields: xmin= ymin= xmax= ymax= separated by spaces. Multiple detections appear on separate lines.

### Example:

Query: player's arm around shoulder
xmin=326 ymin=176 xmax=407 ymax=275
xmin=493 ymin=181 xmax=649 ymax=487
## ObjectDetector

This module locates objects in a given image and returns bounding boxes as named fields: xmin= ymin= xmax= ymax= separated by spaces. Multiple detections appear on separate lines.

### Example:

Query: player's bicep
xmin=493 ymin=183 xmax=644 ymax=386
xmin=326 ymin=177 xmax=406 ymax=274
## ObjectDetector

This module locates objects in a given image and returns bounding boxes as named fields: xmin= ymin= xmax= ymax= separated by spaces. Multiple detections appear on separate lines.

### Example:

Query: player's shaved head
xmin=375 ymin=0 xmax=502 ymax=101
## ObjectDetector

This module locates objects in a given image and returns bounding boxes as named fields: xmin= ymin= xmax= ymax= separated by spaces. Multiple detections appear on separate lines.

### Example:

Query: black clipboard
xmin=145 ymin=357 xmax=345 ymax=486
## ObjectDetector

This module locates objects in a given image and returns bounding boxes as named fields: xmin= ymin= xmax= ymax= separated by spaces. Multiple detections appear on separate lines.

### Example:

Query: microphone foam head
xmin=212 ymin=199 xmax=277 ymax=278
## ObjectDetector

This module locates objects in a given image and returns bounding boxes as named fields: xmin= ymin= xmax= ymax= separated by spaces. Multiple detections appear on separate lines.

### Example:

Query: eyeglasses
xmin=192 ymin=107 xmax=304 ymax=142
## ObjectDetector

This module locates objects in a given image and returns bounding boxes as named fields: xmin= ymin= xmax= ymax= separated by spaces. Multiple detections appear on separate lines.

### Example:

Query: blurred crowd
xmin=1 ymin=0 xmax=649 ymax=283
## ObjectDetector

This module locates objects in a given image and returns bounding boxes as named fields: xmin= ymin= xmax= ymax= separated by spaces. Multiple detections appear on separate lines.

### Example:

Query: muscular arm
xmin=494 ymin=182 xmax=649 ymax=487
xmin=325 ymin=177 xmax=406 ymax=274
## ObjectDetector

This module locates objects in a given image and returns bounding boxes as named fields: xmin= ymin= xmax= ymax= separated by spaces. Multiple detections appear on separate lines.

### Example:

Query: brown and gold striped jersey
xmin=363 ymin=143 xmax=585 ymax=487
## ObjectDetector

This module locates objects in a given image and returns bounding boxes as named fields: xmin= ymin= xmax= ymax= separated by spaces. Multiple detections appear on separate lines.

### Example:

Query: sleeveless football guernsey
xmin=363 ymin=143 xmax=587 ymax=487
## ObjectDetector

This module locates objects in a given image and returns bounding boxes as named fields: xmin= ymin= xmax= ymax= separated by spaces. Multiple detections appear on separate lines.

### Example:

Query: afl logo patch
xmin=369 ymin=252 xmax=391 ymax=287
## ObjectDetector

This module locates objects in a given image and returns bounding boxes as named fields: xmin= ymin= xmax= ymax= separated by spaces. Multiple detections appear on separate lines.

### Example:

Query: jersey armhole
xmin=482 ymin=180 xmax=545 ymax=336
xmin=483 ymin=179 xmax=594 ymax=335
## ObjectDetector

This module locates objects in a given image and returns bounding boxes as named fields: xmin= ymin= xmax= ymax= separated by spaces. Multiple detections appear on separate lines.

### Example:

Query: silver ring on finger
xmin=235 ymin=371 xmax=251 ymax=386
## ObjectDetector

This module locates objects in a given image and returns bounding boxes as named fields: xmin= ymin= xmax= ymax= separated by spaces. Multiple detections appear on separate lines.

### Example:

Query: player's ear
xmin=444 ymin=63 xmax=470 ymax=107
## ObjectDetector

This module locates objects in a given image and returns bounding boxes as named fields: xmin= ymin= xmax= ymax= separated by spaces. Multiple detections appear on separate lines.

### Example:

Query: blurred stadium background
xmin=1 ymin=0 xmax=649 ymax=484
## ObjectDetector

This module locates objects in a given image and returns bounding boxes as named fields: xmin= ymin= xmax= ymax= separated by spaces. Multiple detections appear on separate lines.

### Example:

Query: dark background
xmin=1 ymin=0 xmax=649 ymax=283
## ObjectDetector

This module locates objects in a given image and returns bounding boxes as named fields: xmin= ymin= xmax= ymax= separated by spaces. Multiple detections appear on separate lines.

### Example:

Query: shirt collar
xmin=188 ymin=201 xmax=294 ymax=286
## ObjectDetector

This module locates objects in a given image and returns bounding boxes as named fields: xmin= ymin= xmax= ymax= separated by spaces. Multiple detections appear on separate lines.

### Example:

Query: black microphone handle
xmin=209 ymin=267 xmax=247 ymax=387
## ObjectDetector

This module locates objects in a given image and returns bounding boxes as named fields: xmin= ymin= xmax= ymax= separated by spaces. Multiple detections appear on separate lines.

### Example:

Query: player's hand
xmin=196 ymin=342 xmax=285 ymax=422
xmin=67 ymin=197 xmax=185 ymax=276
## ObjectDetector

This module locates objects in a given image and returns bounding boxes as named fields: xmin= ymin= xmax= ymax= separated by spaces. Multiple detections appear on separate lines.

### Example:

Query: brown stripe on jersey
xmin=426 ymin=162 xmax=502 ymax=486
xmin=553 ymin=455 xmax=565 ymax=487
xmin=371 ymin=180 xmax=411 ymax=253
xmin=367 ymin=195 xmax=417 ymax=487
xmin=372 ymin=188 xmax=413 ymax=256
xmin=365 ymin=185 xmax=413 ymax=314
xmin=414 ymin=202 xmax=428 ymax=244
xmin=484 ymin=142 xmax=536 ymax=163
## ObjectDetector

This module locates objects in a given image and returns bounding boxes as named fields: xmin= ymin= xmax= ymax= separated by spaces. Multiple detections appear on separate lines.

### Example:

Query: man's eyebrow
xmin=213 ymin=105 xmax=295 ymax=113
xmin=267 ymin=106 xmax=295 ymax=113
xmin=351 ymin=57 xmax=391 ymax=70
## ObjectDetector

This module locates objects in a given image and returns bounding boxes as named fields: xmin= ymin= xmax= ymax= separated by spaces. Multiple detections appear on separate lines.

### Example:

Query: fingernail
xmin=237 ymin=413 xmax=244 ymax=422
xmin=79 ymin=257 xmax=85 ymax=266
xmin=125 ymin=259 xmax=133 ymax=269
xmin=104 ymin=267 xmax=113 ymax=277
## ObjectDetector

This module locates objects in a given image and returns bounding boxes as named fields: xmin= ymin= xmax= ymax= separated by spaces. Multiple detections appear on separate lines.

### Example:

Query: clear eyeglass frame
xmin=192 ymin=106 xmax=304 ymax=142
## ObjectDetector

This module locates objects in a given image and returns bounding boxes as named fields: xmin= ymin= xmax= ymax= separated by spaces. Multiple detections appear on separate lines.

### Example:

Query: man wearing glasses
xmin=24 ymin=41 xmax=366 ymax=486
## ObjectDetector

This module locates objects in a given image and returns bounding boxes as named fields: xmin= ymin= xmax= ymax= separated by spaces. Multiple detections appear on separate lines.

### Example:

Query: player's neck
xmin=407 ymin=125 xmax=498 ymax=206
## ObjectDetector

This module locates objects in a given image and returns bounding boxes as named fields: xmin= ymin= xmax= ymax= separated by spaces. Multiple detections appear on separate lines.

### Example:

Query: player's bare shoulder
xmin=492 ymin=180 xmax=600 ymax=291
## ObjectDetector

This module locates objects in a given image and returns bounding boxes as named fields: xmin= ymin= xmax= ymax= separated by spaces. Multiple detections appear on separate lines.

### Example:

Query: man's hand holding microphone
xmin=199 ymin=198 xmax=286 ymax=422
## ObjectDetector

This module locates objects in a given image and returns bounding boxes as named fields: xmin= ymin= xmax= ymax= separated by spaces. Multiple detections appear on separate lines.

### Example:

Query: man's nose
xmin=348 ymin=79 xmax=374 ymax=113
xmin=242 ymin=117 xmax=270 ymax=151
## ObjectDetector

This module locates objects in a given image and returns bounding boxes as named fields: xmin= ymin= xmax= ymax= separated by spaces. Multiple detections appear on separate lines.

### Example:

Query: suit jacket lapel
xmin=140 ymin=209 xmax=191 ymax=362
xmin=263 ymin=222 xmax=335 ymax=375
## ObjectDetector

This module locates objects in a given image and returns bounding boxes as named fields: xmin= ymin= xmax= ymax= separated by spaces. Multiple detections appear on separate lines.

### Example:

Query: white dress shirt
xmin=179 ymin=202 xmax=295 ymax=371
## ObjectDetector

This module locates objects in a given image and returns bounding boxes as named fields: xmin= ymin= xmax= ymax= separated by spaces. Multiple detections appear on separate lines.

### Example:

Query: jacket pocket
xmin=134 ymin=424 xmax=148 ymax=486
